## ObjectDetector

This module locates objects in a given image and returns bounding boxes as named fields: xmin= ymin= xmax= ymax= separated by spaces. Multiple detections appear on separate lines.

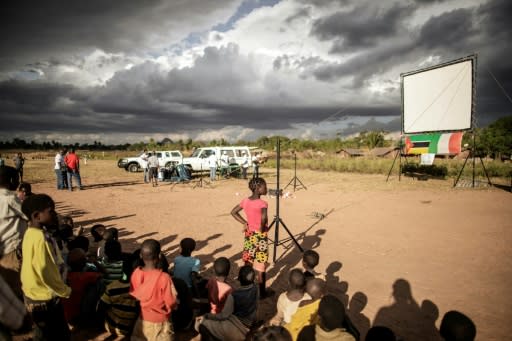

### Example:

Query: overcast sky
xmin=1 ymin=0 xmax=510 ymax=144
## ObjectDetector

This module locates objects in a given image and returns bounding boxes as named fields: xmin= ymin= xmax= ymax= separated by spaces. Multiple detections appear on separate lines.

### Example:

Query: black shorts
xmin=149 ymin=167 xmax=158 ymax=178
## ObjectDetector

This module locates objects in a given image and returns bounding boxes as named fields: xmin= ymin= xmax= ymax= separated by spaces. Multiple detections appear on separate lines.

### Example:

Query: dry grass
xmin=20 ymin=158 xmax=510 ymax=192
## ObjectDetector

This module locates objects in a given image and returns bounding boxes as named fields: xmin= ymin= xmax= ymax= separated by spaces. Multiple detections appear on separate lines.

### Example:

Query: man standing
xmin=13 ymin=153 xmax=24 ymax=183
xmin=147 ymin=151 xmax=159 ymax=187
xmin=140 ymin=149 xmax=149 ymax=183
xmin=54 ymin=150 xmax=65 ymax=190
xmin=208 ymin=151 xmax=218 ymax=181
xmin=65 ymin=148 xmax=82 ymax=191
xmin=0 ymin=166 xmax=28 ymax=298
xmin=251 ymin=152 xmax=260 ymax=178
xmin=241 ymin=152 xmax=249 ymax=179
xmin=220 ymin=151 xmax=230 ymax=178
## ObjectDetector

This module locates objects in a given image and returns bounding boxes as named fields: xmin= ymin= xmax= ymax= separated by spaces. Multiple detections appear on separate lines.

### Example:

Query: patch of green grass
xmin=266 ymin=156 xmax=512 ymax=180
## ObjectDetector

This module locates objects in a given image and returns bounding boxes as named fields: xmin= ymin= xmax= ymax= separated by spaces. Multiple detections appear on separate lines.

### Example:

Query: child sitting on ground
xmin=439 ymin=310 xmax=476 ymax=341
xmin=16 ymin=182 xmax=33 ymax=202
xmin=59 ymin=214 xmax=84 ymax=237
xmin=90 ymin=223 xmax=106 ymax=251
xmin=20 ymin=194 xmax=72 ymax=340
xmin=97 ymin=227 xmax=119 ymax=261
xmin=206 ymin=256 xmax=233 ymax=314
xmin=98 ymin=255 xmax=140 ymax=337
xmin=302 ymin=250 xmax=320 ymax=280
xmin=62 ymin=248 xmax=103 ymax=327
xmin=285 ymin=278 xmax=326 ymax=341
xmin=297 ymin=295 xmax=356 ymax=341
xmin=130 ymin=239 xmax=177 ymax=341
xmin=198 ymin=265 xmax=259 ymax=341
xmin=270 ymin=269 xmax=311 ymax=326
xmin=55 ymin=224 xmax=74 ymax=262
xmin=67 ymin=236 xmax=106 ymax=273
xmin=100 ymin=239 xmax=124 ymax=285
xmin=172 ymin=237 xmax=202 ymax=296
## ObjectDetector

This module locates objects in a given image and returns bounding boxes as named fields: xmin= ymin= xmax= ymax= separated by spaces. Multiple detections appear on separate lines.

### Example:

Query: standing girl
xmin=231 ymin=177 xmax=272 ymax=298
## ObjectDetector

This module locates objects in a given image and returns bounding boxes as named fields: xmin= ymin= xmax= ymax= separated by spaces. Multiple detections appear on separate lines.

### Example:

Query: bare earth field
xmin=19 ymin=160 xmax=512 ymax=341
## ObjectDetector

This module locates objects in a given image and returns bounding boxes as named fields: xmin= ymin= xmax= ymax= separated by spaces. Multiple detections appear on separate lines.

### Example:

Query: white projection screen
xmin=402 ymin=55 xmax=475 ymax=134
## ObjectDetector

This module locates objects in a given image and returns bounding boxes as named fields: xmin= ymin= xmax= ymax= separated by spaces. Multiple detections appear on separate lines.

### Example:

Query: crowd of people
xmin=0 ymin=163 xmax=478 ymax=341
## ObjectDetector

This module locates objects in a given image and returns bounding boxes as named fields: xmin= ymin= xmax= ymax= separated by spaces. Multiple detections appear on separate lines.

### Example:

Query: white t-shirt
xmin=0 ymin=189 xmax=28 ymax=255
xmin=54 ymin=153 xmax=62 ymax=170
xmin=208 ymin=154 xmax=218 ymax=168
xmin=147 ymin=155 xmax=159 ymax=168
xmin=140 ymin=152 xmax=149 ymax=169
xmin=241 ymin=155 xmax=249 ymax=168
xmin=220 ymin=154 xmax=229 ymax=166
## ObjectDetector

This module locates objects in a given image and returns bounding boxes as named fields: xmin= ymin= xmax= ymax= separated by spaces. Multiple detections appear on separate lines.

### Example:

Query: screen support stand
xmin=386 ymin=141 xmax=406 ymax=182
xmin=268 ymin=137 xmax=303 ymax=262
xmin=453 ymin=130 xmax=492 ymax=188
xmin=285 ymin=153 xmax=307 ymax=191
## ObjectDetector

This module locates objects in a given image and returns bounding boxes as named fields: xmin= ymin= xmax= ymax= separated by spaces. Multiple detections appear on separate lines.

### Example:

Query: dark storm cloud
xmin=0 ymin=0 xmax=239 ymax=70
xmin=312 ymin=42 xmax=413 ymax=86
xmin=311 ymin=2 xmax=415 ymax=50
xmin=337 ymin=116 xmax=401 ymax=136
xmin=0 ymin=79 xmax=75 ymax=112
xmin=1 ymin=0 xmax=511 ymax=141
xmin=418 ymin=8 xmax=476 ymax=50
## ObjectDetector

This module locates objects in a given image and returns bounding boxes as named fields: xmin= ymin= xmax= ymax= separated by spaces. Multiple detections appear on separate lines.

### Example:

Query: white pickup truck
xmin=180 ymin=146 xmax=251 ymax=172
xmin=117 ymin=150 xmax=183 ymax=172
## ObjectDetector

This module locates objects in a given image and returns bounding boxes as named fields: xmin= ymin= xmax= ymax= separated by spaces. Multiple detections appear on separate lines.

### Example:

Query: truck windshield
xmin=190 ymin=149 xmax=202 ymax=157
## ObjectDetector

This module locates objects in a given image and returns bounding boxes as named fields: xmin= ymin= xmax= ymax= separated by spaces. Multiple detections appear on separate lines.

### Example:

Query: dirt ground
xmin=18 ymin=160 xmax=512 ymax=340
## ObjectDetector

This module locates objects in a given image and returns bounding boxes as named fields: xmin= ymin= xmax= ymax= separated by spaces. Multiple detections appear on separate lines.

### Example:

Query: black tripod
xmin=268 ymin=138 xmax=304 ymax=262
xmin=193 ymin=163 xmax=211 ymax=189
xmin=386 ymin=145 xmax=404 ymax=182
xmin=453 ymin=130 xmax=492 ymax=187
xmin=285 ymin=152 xmax=307 ymax=191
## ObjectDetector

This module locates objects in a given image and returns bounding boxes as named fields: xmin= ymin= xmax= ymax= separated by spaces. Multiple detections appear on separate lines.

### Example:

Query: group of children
xmin=2 ymin=174 xmax=477 ymax=341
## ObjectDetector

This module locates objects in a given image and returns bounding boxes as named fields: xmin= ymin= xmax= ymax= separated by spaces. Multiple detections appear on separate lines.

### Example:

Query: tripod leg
xmin=296 ymin=177 xmax=307 ymax=190
xmin=279 ymin=219 xmax=304 ymax=253
xmin=479 ymin=156 xmax=492 ymax=186
xmin=284 ymin=177 xmax=294 ymax=189
xmin=387 ymin=149 xmax=399 ymax=182
xmin=454 ymin=152 xmax=470 ymax=187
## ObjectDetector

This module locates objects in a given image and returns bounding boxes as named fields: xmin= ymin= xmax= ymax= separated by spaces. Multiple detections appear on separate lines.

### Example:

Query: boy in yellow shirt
xmin=21 ymin=194 xmax=72 ymax=340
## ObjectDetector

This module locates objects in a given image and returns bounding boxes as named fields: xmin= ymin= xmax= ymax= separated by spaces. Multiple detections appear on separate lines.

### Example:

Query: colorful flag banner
xmin=404 ymin=132 xmax=463 ymax=155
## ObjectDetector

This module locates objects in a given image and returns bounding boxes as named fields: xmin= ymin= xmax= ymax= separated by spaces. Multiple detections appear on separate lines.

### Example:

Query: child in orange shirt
xmin=130 ymin=239 xmax=177 ymax=341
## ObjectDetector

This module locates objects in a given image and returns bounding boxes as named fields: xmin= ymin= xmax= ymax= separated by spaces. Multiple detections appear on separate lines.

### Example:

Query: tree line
xmin=1 ymin=116 xmax=510 ymax=159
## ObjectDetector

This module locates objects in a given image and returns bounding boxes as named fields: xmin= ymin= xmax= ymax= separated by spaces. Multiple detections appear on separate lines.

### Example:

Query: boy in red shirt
xmin=62 ymin=248 xmax=103 ymax=326
xmin=206 ymin=257 xmax=233 ymax=314
xmin=64 ymin=148 xmax=82 ymax=191
xmin=130 ymin=239 xmax=177 ymax=341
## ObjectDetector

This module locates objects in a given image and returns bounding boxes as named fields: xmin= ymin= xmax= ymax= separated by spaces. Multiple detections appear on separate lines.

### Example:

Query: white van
xmin=181 ymin=146 xmax=251 ymax=172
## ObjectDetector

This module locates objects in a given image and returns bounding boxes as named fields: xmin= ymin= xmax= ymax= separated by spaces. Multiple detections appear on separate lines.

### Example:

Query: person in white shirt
xmin=251 ymin=152 xmax=260 ymax=178
xmin=54 ymin=150 xmax=65 ymax=190
xmin=140 ymin=149 xmax=149 ymax=183
xmin=147 ymin=151 xmax=159 ymax=187
xmin=241 ymin=152 xmax=250 ymax=179
xmin=220 ymin=151 xmax=230 ymax=178
xmin=0 ymin=166 xmax=28 ymax=298
xmin=208 ymin=152 xmax=218 ymax=181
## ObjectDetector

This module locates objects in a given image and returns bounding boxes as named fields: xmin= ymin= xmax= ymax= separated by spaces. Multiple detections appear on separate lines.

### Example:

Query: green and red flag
xmin=404 ymin=132 xmax=463 ymax=155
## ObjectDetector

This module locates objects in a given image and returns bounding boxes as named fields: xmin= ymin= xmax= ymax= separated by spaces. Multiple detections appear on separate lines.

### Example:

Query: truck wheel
xmin=128 ymin=163 xmax=139 ymax=173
